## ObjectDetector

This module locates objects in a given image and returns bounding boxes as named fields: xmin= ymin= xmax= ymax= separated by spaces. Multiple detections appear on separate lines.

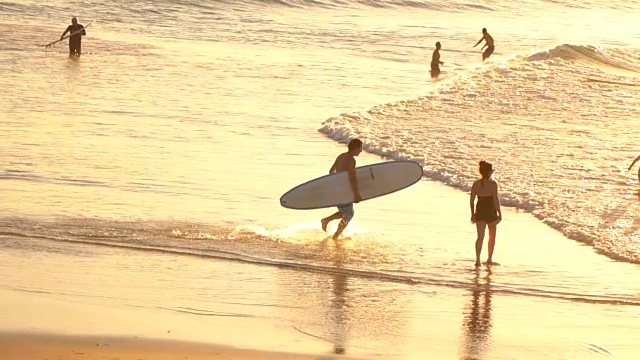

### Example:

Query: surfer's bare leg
xmin=332 ymin=204 xmax=354 ymax=239
xmin=333 ymin=218 xmax=349 ymax=240
xmin=487 ymin=222 xmax=497 ymax=263
xmin=69 ymin=39 xmax=81 ymax=56
xmin=475 ymin=222 xmax=487 ymax=266
xmin=321 ymin=213 xmax=342 ymax=232
xmin=482 ymin=46 xmax=494 ymax=62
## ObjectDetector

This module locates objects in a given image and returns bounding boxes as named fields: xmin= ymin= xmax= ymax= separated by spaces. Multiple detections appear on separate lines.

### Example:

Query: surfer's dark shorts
xmin=337 ymin=204 xmax=354 ymax=223
xmin=484 ymin=45 xmax=495 ymax=57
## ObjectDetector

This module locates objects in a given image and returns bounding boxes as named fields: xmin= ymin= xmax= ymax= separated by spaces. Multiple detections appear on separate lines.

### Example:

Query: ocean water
xmin=1 ymin=0 xmax=640 ymax=357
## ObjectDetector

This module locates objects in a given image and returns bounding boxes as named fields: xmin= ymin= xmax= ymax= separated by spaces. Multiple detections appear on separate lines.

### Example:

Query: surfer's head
xmin=482 ymin=28 xmax=487 ymax=34
xmin=348 ymin=138 xmax=363 ymax=156
xmin=479 ymin=160 xmax=494 ymax=179
xmin=435 ymin=42 xmax=441 ymax=49
xmin=71 ymin=17 xmax=78 ymax=25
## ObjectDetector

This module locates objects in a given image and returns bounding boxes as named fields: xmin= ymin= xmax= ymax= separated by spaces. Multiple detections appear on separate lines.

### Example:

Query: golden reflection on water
xmin=461 ymin=267 xmax=493 ymax=360
xmin=328 ymin=238 xmax=348 ymax=354
xmin=273 ymin=235 xmax=412 ymax=357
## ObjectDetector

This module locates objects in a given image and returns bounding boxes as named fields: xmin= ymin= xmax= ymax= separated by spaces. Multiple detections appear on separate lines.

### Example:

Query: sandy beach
xmin=2 ymin=0 xmax=640 ymax=358
xmin=0 ymin=332 xmax=361 ymax=360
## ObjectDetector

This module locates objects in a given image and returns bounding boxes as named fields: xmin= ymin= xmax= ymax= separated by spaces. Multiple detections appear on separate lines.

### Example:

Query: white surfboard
xmin=280 ymin=160 xmax=423 ymax=210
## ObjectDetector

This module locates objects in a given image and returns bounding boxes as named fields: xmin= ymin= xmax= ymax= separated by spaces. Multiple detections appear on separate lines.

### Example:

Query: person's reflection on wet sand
xmin=461 ymin=267 xmax=493 ymax=359
xmin=329 ymin=239 xmax=348 ymax=354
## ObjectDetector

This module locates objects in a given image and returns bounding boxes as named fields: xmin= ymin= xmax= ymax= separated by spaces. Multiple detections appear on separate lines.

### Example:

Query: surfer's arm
xmin=628 ymin=155 xmax=640 ymax=171
xmin=473 ymin=37 xmax=483 ymax=47
xmin=329 ymin=159 xmax=338 ymax=174
xmin=81 ymin=26 xmax=86 ymax=36
xmin=347 ymin=160 xmax=361 ymax=202
xmin=60 ymin=26 xmax=71 ymax=40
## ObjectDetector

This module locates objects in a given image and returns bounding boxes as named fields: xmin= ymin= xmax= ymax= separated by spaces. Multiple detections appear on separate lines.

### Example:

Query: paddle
xmin=43 ymin=21 xmax=94 ymax=49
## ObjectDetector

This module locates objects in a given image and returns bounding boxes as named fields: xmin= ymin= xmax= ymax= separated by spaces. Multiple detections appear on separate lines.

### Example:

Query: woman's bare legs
xmin=475 ymin=221 xmax=487 ymax=266
xmin=487 ymin=221 xmax=498 ymax=264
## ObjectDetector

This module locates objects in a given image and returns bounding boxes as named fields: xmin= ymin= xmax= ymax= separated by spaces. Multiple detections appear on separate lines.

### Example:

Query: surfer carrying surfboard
xmin=470 ymin=161 xmax=502 ymax=266
xmin=60 ymin=17 xmax=86 ymax=56
xmin=321 ymin=139 xmax=363 ymax=240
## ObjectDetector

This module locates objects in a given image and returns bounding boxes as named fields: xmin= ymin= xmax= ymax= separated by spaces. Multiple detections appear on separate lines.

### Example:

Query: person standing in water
xmin=628 ymin=154 xmax=640 ymax=185
xmin=60 ymin=17 xmax=86 ymax=56
xmin=470 ymin=161 xmax=502 ymax=266
xmin=430 ymin=41 xmax=444 ymax=79
xmin=473 ymin=28 xmax=494 ymax=62
xmin=321 ymin=139 xmax=363 ymax=240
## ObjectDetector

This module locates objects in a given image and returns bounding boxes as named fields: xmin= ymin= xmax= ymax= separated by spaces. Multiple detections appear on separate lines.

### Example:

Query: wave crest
xmin=526 ymin=44 xmax=640 ymax=74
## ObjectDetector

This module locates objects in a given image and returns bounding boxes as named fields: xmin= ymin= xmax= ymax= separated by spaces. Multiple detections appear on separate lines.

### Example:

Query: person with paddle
xmin=60 ymin=17 xmax=86 ymax=56
xmin=321 ymin=139 xmax=363 ymax=240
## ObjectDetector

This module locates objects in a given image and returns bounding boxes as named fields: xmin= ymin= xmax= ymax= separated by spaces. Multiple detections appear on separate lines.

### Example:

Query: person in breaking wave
xmin=470 ymin=161 xmax=502 ymax=266
xmin=321 ymin=139 xmax=363 ymax=240
xmin=430 ymin=41 xmax=444 ymax=79
xmin=60 ymin=17 xmax=86 ymax=56
xmin=473 ymin=28 xmax=494 ymax=62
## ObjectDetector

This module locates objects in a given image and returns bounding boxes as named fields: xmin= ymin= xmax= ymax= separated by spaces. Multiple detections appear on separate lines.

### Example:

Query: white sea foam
xmin=320 ymin=45 xmax=640 ymax=263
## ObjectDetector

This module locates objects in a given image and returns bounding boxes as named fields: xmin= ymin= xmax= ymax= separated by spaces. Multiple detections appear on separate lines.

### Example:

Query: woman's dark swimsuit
xmin=475 ymin=195 xmax=498 ymax=222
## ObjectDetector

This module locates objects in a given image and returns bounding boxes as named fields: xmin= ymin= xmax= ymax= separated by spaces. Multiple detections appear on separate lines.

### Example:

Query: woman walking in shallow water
xmin=470 ymin=161 xmax=502 ymax=266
